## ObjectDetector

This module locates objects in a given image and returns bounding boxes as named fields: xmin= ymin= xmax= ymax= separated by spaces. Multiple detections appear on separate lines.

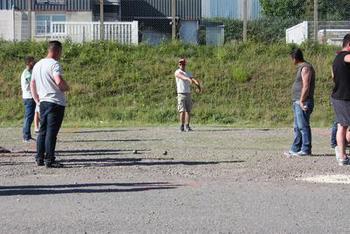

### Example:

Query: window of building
xmin=36 ymin=14 xmax=66 ymax=35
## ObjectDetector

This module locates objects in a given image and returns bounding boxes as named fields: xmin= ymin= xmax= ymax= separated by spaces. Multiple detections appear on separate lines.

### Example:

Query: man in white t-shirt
xmin=31 ymin=41 xmax=69 ymax=168
xmin=175 ymin=58 xmax=200 ymax=132
xmin=21 ymin=56 xmax=36 ymax=142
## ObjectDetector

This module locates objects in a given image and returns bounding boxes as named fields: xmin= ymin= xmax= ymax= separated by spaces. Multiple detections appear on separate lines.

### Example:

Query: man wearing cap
xmin=175 ymin=58 xmax=200 ymax=132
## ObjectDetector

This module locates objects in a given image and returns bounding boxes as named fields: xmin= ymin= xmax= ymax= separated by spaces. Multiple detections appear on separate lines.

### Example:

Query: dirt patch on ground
xmin=0 ymin=127 xmax=343 ymax=184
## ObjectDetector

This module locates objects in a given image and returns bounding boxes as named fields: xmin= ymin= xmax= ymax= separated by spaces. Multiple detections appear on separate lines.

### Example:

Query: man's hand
xmin=299 ymin=100 xmax=308 ymax=111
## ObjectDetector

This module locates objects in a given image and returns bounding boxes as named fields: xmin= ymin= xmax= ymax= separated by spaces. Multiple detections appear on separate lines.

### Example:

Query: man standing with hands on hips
xmin=31 ymin=41 xmax=69 ymax=168
xmin=285 ymin=48 xmax=316 ymax=157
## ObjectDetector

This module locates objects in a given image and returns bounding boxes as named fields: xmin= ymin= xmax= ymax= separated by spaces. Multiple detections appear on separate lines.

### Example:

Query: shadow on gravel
xmin=0 ymin=182 xmax=182 ymax=196
xmin=194 ymin=128 xmax=271 ymax=132
xmin=9 ymin=149 xmax=151 ymax=157
xmin=59 ymin=139 xmax=161 ymax=143
xmin=67 ymin=129 xmax=146 ymax=134
xmin=61 ymin=159 xmax=245 ymax=168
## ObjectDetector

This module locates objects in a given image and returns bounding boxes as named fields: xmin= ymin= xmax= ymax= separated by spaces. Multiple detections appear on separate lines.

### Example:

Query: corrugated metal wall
xmin=202 ymin=0 xmax=261 ymax=20
xmin=0 ymin=0 xmax=92 ymax=11
xmin=121 ymin=0 xmax=201 ymax=20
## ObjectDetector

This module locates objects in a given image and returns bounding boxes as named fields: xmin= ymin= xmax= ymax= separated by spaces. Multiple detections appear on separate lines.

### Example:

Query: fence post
xmin=12 ymin=5 xmax=15 ymax=41
xmin=131 ymin=21 xmax=139 ymax=45
xmin=313 ymin=0 xmax=318 ymax=42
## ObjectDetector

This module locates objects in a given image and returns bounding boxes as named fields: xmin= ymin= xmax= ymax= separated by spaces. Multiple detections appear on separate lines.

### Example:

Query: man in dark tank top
xmin=285 ymin=48 xmax=315 ymax=157
xmin=331 ymin=34 xmax=350 ymax=165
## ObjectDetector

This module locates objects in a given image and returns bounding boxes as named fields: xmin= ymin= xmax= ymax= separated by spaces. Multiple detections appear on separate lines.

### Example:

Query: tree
xmin=259 ymin=0 xmax=350 ymax=21
xmin=259 ymin=0 xmax=306 ymax=19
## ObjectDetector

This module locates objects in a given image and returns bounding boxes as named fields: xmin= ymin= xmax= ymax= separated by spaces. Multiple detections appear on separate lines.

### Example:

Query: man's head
xmin=178 ymin=58 xmax=187 ymax=70
xmin=290 ymin=48 xmax=304 ymax=65
xmin=25 ymin=56 xmax=35 ymax=70
xmin=48 ymin=40 xmax=63 ymax=60
xmin=342 ymin=34 xmax=350 ymax=50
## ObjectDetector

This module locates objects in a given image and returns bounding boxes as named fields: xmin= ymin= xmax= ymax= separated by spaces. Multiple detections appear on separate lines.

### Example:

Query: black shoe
xmin=185 ymin=125 xmax=193 ymax=132
xmin=180 ymin=125 xmax=185 ymax=132
xmin=36 ymin=160 xmax=44 ymax=166
xmin=45 ymin=161 xmax=63 ymax=168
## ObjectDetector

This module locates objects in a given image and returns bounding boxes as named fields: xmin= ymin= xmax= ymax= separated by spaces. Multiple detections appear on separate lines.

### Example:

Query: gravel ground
xmin=0 ymin=127 xmax=350 ymax=233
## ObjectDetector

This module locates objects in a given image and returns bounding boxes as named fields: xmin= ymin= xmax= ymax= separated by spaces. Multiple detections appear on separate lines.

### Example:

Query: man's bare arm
xmin=300 ymin=66 xmax=312 ymax=110
xmin=30 ymin=79 xmax=40 ymax=104
xmin=175 ymin=71 xmax=192 ymax=83
xmin=345 ymin=54 xmax=350 ymax=63
xmin=54 ymin=75 xmax=69 ymax=92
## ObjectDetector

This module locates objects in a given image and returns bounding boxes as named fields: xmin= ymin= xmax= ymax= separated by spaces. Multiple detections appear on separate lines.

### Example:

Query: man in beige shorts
xmin=175 ymin=58 xmax=200 ymax=132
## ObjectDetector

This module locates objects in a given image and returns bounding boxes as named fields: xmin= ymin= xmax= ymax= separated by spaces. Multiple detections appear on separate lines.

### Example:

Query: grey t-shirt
xmin=32 ymin=58 xmax=66 ymax=106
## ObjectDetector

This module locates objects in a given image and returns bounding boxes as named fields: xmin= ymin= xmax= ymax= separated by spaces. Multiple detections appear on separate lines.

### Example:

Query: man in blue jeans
xmin=21 ymin=56 xmax=36 ymax=142
xmin=285 ymin=48 xmax=316 ymax=157
xmin=31 ymin=41 xmax=69 ymax=168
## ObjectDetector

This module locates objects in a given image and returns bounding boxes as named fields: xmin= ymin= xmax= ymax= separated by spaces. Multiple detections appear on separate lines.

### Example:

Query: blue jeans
xmin=36 ymin=102 xmax=65 ymax=163
xmin=23 ymin=98 xmax=36 ymax=140
xmin=291 ymin=100 xmax=314 ymax=154
xmin=331 ymin=121 xmax=337 ymax=148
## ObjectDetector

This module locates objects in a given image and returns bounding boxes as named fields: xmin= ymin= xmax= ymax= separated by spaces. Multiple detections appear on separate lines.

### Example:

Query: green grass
xmin=0 ymin=40 xmax=338 ymax=128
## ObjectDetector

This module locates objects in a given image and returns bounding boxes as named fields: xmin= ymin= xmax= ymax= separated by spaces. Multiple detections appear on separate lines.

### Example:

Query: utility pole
xmin=172 ymin=0 xmax=176 ymax=40
xmin=100 ymin=0 xmax=104 ymax=40
xmin=28 ymin=0 xmax=32 ymax=40
xmin=243 ymin=0 xmax=248 ymax=42
xmin=313 ymin=0 xmax=318 ymax=42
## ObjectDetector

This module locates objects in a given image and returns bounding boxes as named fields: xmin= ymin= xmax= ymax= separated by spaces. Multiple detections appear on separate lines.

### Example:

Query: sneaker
xmin=23 ymin=137 xmax=36 ymax=143
xmin=296 ymin=151 xmax=311 ymax=156
xmin=45 ymin=161 xmax=63 ymax=168
xmin=36 ymin=160 xmax=44 ymax=166
xmin=185 ymin=125 xmax=193 ymax=132
xmin=284 ymin=150 xmax=299 ymax=157
xmin=35 ymin=129 xmax=39 ymax=133
xmin=338 ymin=157 xmax=349 ymax=166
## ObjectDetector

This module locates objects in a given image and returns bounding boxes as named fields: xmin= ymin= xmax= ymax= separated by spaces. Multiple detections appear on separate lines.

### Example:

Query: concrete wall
xmin=0 ymin=10 xmax=13 ymax=40
xmin=66 ymin=11 xmax=93 ymax=22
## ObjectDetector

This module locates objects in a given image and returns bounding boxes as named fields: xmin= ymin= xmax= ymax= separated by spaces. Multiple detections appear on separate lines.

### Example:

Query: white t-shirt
xmin=175 ymin=69 xmax=192 ymax=94
xmin=32 ymin=58 xmax=66 ymax=106
xmin=21 ymin=68 xmax=33 ymax=99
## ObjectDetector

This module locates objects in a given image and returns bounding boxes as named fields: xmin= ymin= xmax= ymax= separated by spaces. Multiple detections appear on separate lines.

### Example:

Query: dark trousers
xmin=331 ymin=121 xmax=338 ymax=148
xmin=36 ymin=102 xmax=65 ymax=163
xmin=23 ymin=98 xmax=36 ymax=140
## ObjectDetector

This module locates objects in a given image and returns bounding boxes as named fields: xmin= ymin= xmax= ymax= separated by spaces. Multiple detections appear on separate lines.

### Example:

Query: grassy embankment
xmin=0 ymin=40 xmax=337 ymax=128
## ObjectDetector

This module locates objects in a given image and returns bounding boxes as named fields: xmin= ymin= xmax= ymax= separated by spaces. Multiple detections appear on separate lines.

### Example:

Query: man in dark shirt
xmin=285 ymin=48 xmax=315 ymax=157
xmin=331 ymin=34 xmax=350 ymax=165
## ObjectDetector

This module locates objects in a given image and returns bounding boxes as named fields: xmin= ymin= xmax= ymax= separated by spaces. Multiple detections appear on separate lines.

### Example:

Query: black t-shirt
xmin=332 ymin=51 xmax=350 ymax=100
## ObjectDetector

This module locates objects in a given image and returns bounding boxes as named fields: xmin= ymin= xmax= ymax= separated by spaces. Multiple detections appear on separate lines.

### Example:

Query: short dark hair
xmin=290 ymin=48 xmax=304 ymax=62
xmin=342 ymin=34 xmax=350 ymax=48
xmin=48 ymin=40 xmax=62 ymax=52
xmin=24 ymin=56 xmax=34 ymax=65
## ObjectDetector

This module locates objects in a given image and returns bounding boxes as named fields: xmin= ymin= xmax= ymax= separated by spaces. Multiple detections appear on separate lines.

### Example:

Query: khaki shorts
xmin=177 ymin=93 xmax=192 ymax=113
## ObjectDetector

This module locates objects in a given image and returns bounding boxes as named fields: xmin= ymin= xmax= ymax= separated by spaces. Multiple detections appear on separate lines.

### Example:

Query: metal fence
xmin=49 ymin=21 xmax=139 ymax=44
xmin=286 ymin=21 xmax=350 ymax=45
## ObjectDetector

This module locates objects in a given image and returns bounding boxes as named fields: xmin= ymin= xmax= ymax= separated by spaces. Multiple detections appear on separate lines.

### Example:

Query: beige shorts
xmin=177 ymin=93 xmax=192 ymax=113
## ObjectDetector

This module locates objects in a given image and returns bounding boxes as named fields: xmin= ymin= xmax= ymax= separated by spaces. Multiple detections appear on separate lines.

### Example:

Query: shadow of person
xmin=0 ymin=182 xmax=182 ymax=196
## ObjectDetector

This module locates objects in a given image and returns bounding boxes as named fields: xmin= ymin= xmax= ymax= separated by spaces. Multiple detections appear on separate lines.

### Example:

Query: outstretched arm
xmin=175 ymin=70 xmax=192 ymax=84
